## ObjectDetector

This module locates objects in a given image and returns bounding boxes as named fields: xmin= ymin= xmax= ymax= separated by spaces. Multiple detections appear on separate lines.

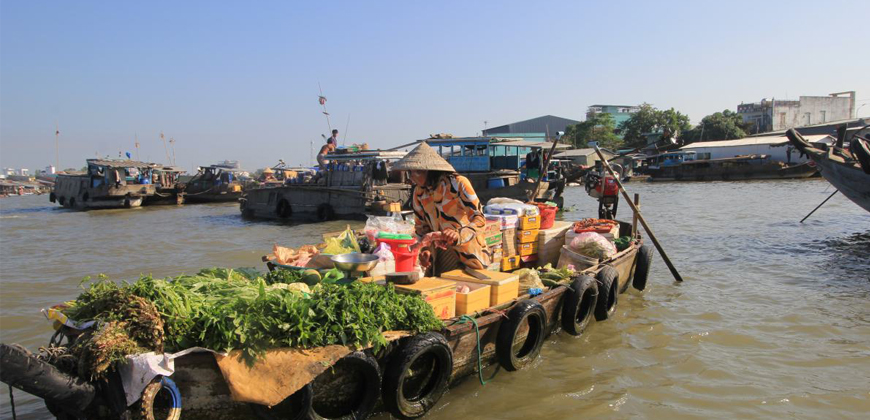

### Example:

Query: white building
xmin=44 ymin=165 xmax=56 ymax=175
xmin=680 ymin=134 xmax=834 ymax=164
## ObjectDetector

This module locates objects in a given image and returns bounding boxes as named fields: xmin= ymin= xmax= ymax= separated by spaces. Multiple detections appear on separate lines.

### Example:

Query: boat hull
xmin=241 ymin=184 xmax=411 ymax=221
xmin=808 ymin=150 xmax=870 ymax=212
xmin=648 ymin=161 xmax=817 ymax=182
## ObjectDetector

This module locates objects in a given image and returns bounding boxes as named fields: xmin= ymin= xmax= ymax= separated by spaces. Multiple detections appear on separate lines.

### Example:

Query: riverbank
xmin=1 ymin=179 xmax=869 ymax=419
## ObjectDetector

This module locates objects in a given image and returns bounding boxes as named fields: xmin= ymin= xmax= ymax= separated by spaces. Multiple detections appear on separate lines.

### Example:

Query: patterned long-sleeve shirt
xmin=412 ymin=173 xmax=491 ymax=269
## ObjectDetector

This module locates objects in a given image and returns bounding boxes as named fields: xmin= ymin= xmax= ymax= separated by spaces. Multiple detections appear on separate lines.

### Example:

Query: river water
xmin=1 ymin=179 xmax=869 ymax=419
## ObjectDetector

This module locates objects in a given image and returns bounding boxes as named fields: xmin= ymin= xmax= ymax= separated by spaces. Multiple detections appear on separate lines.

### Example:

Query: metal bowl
xmin=330 ymin=253 xmax=380 ymax=273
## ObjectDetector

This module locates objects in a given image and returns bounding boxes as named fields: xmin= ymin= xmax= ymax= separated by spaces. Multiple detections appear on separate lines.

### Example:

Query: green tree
xmin=682 ymin=109 xmax=750 ymax=143
xmin=564 ymin=112 xmax=623 ymax=150
xmin=619 ymin=103 xmax=691 ymax=147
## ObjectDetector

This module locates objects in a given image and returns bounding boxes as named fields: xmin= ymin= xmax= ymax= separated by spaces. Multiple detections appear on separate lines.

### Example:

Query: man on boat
xmin=317 ymin=130 xmax=338 ymax=170
xmin=392 ymin=142 xmax=492 ymax=275
xmin=525 ymin=149 xmax=542 ymax=181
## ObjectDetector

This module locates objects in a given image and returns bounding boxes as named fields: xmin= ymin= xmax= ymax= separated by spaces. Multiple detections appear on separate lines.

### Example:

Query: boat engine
xmin=585 ymin=161 xmax=622 ymax=219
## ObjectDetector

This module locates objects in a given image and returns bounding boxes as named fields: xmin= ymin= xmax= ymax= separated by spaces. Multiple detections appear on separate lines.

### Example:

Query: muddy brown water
xmin=1 ymin=179 xmax=869 ymax=419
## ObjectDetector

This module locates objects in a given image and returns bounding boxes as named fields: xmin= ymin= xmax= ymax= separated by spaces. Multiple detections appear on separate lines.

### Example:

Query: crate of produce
xmin=519 ymin=214 xmax=541 ymax=230
xmin=440 ymin=269 xmax=520 ymax=307
xmin=518 ymin=241 xmax=539 ymax=257
xmin=517 ymin=229 xmax=539 ymax=244
xmin=485 ymin=232 xmax=503 ymax=246
xmin=501 ymin=255 xmax=521 ymax=271
xmin=452 ymin=281 xmax=492 ymax=315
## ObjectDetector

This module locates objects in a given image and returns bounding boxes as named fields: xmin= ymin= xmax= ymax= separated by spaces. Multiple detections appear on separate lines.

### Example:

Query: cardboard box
xmin=502 ymin=228 xmax=517 ymax=246
xmin=484 ymin=219 xmax=501 ymax=237
xmin=537 ymin=221 xmax=573 ymax=267
xmin=517 ymin=229 xmax=540 ymax=244
xmin=501 ymin=255 xmax=521 ymax=271
xmin=452 ymin=281 xmax=491 ymax=315
xmin=485 ymin=232 xmax=503 ymax=246
xmin=489 ymin=244 xmax=503 ymax=262
xmin=440 ymin=269 xmax=520 ymax=306
xmin=519 ymin=215 xmax=541 ymax=230
xmin=392 ymin=277 xmax=457 ymax=320
xmin=518 ymin=241 xmax=539 ymax=256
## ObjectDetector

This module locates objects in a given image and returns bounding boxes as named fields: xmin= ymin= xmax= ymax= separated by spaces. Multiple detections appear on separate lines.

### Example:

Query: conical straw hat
xmin=392 ymin=142 xmax=456 ymax=172
xmin=263 ymin=167 xmax=275 ymax=174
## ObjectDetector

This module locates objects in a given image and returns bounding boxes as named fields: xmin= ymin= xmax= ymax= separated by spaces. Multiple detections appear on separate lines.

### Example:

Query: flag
xmin=126 ymin=152 xmax=132 ymax=159
xmin=319 ymin=96 xmax=327 ymax=105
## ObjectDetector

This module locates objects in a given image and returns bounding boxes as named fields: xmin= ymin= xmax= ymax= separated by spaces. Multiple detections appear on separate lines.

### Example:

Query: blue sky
xmin=2 ymin=0 xmax=868 ymax=172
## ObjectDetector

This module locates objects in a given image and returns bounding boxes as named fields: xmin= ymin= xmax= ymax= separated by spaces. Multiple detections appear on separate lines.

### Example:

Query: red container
xmin=536 ymin=204 xmax=557 ymax=229
xmin=392 ymin=246 xmax=420 ymax=272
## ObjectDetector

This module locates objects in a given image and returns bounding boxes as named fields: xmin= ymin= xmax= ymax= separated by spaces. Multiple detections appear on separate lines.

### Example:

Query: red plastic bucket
xmin=392 ymin=247 xmax=419 ymax=272
xmin=537 ymin=204 xmax=557 ymax=229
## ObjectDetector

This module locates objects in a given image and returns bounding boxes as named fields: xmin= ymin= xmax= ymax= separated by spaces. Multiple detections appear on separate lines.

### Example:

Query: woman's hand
xmin=441 ymin=229 xmax=459 ymax=245
xmin=419 ymin=249 xmax=432 ymax=268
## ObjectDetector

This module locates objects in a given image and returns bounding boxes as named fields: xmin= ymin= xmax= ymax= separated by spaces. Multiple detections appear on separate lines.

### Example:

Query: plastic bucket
xmin=536 ymin=204 xmax=557 ymax=229
xmin=487 ymin=178 xmax=506 ymax=189
xmin=393 ymin=247 xmax=419 ymax=272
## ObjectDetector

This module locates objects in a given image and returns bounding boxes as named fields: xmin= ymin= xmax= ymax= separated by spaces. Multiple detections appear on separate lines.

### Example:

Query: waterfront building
xmin=586 ymin=104 xmax=640 ymax=128
xmin=737 ymin=92 xmax=855 ymax=134
xmin=482 ymin=115 xmax=580 ymax=138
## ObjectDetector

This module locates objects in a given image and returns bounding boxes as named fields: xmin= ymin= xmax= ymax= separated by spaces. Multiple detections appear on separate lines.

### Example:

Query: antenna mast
xmin=134 ymin=134 xmax=140 ymax=160
xmin=169 ymin=137 xmax=177 ymax=165
xmin=160 ymin=131 xmax=171 ymax=164
xmin=318 ymin=83 xmax=332 ymax=131
xmin=55 ymin=122 xmax=60 ymax=171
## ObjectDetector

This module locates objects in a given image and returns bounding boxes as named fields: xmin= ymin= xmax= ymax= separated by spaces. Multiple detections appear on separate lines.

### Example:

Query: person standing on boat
xmin=525 ymin=149 xmax=542 ymax=180
xmin=393 ymin=142 xmax=492 ymax=274
xmin=317 ymin=130 xmax=338 ymax=170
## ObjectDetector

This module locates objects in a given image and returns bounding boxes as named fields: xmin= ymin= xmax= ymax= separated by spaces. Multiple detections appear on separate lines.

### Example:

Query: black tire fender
xmin=250 ymin=384 xmax=313 ymax=420
xmin=308 ymin=351 xmax=380 ymax=420
xmin=633 ymin=245 xmax=653 ymax=291
xmin=594 ymin=265 xmax=619 ymax=321
xmin=560 ymin=275 xmax=598 ymax=336
xmin=382 ymin=332 xmax=452 ymax=420
xmin=496 ymin=299 xmax=547 ymax=371
xmin=276 ymin=199 xmax=292 ymax=218
xmin=316 ymin=204 xmax=335 ymax=222
xmin=49 ymin=192 xmax=56 ymax=203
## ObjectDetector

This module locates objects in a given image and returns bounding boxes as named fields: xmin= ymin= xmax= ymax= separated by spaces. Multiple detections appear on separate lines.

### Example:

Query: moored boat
xmin=647 ymin=152 xmax=817 ymax=182
xmin=787 ymin=127 xmax=870 ymax=213
xmin=182 ymin=164 xmax=249 ymax=203
xmin=49 ymin=159 xmax=183 ymax=210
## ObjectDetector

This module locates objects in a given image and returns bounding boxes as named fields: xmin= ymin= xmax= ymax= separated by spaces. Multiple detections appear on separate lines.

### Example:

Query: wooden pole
xmin=594 ymin=146 xmax=684 ymax=282
xmin=528 ymin=125 xmax=560 ymax=201
xmin=632 ymin=193 xmax=639 ymax=238
xmin=55 ymin=123 xmax=60 ymax=171
xmin=800 ymin=190 xmax=838 ymax=223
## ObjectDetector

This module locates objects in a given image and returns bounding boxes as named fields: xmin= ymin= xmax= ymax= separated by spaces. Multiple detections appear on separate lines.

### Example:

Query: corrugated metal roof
xmin=495 ymin=140 xmax=571 ymax=149
xmin=555 ymin=148 xmax=616 ymax=157
xmin=482 ymin=115 xmax=581 ymax=136
xmin=681 ymin=134 xmax=833 ymax=149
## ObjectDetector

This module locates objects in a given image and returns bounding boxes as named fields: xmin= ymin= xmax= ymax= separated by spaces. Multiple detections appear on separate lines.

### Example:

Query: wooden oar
xmin=593 ymin=146 xmax=684 ymax=282
xmin=800 ymin=190 xmax=838 ymax=223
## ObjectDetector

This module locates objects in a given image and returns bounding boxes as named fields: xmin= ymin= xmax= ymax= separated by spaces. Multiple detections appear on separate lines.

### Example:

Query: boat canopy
xmin=391 ymin=137 xmax=568 ymax=172
xmin=326 ymin=150 xmax=407 ymax=161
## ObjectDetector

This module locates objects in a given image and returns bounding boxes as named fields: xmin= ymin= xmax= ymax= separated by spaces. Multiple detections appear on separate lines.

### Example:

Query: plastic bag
xmin=569 ymin=232 xmax=616 ymax=259
xmin=373 ymin=243 xmax=394 ymax=262
xmin=364 ymin=216 xmax=380 ymax=242
xmin=322 ymin=226 xmax=361 ymax=254
xmin=515 ymin=268 xmax=545 ymax=294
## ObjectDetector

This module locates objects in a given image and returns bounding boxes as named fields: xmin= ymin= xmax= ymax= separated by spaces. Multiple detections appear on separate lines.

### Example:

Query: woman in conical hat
xmin=393 ymin=142 xmax=491 ymax=273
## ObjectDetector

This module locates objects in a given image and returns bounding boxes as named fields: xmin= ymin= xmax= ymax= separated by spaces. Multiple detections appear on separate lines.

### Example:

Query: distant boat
xmin=787 ymin=127 xmax=870 ymax=213
xmin=645 ymin=151 xmax=817 ymax=182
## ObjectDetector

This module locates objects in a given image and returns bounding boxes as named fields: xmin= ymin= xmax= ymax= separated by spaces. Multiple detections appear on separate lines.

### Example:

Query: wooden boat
xmin=182 ymin=165 xmax=248 ymax=203
xmin=135 ymin=223 xmax=647 ymax=420
xmin=240 ymin=151 xmax=412 ymax=221
xmin=787 ymin=127 xmax=870 ymax=213
xmin=49 ymin=159 xmax=183 ymax=209
xmin=647 ymin=153 xmax=817 ymax=182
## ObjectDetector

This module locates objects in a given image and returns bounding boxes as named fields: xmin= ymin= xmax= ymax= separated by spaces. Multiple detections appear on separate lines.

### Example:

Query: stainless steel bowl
xmin=330 ymin=253 xmax=380 ymax=273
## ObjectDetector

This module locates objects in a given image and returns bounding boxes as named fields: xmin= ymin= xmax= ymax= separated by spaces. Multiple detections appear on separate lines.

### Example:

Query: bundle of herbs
xmin=62 ymin=268 xmax=443 ymax=377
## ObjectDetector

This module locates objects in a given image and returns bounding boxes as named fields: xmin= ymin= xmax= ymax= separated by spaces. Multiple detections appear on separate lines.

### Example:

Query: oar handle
xmin=593 ymin=147 xmax=684 ymax=282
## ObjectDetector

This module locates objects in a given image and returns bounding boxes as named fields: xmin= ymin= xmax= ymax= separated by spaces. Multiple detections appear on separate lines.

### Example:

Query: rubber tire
xmin=594 ymin=266 xmax=619 ymax=321
xmin=382 ymin=332 xmax=452 ymax=420
xmin=135 ymin=377 xmax=182 ymax=420
xmin=308 ymin=351 xmax=380 ymax=420
xmin=49 ymin=192 xmax=56 ymax=203
xmin=560 ymin=275 xmax=598 ymax=336
xmin=69 ymin=198 xmax=77 ymax=209
xmin=496 ymin=299 xmax=547 ymax=371
xmin=633 ymin=245 xmax=653 ymax=291
xmin=250 ymin=384 xmax=313 ymax=420
xmin=58 ymin=196 xmax=66 ymax=206
xmin=316 ymin=204 xmax=335 ymax=222
xmin=277 ymin=199 xmax=292 ymax=218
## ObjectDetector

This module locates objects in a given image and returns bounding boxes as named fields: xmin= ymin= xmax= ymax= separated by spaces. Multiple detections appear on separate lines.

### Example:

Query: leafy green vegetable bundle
xmin=63 ymin=268 xmax=443 ymax=376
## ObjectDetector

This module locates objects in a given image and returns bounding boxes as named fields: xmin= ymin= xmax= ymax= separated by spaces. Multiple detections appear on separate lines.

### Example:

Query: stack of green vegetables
xmin=62 ymin=267 xmax=443 ymax=379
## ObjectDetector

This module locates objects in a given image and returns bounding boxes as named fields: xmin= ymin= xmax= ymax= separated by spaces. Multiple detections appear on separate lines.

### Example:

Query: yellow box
xmin=452 ymin=281 xmax=492 ymax=316
xmin=518 ymin=241 xmax=539 ymax=256
xmin=501 ymin=255 xmax=521 ymax=271
xmin=519 ymin=215 xmax=541 ymax=230
xmin=440 ymin=269 xmax=520 ymax=307
xmin=391 ymin=277 xmax=457 ymax=320
xmin=517 ymin=229 xmax=540 ymax=244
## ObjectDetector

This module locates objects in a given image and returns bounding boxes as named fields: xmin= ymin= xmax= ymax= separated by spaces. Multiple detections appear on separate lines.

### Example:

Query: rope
xmin=8 ymin=385 xmax=16 ymax=420
xmin=456 ymin=315 xmax=487 ymax=386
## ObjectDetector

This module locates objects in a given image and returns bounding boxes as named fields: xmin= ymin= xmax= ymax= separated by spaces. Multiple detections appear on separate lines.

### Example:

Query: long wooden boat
xmin=647 ymin=154 xmax=817 ymax=182
xmin=141 ymin=223 xmax=646 ymax=420
xmin=787 ymin=128 xmax=870 ymax=213
xmin=182 ymin=165 xmax=247 ymax=203
xmin=49 ymin=159 xmax=184 ymax=210
xmin=240 ymin=151 xmax=412 ymax=221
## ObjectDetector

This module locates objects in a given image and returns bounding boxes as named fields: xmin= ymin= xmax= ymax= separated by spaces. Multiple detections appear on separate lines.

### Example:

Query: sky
xmin=2 ymin=0 xmax=869 ymax=172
